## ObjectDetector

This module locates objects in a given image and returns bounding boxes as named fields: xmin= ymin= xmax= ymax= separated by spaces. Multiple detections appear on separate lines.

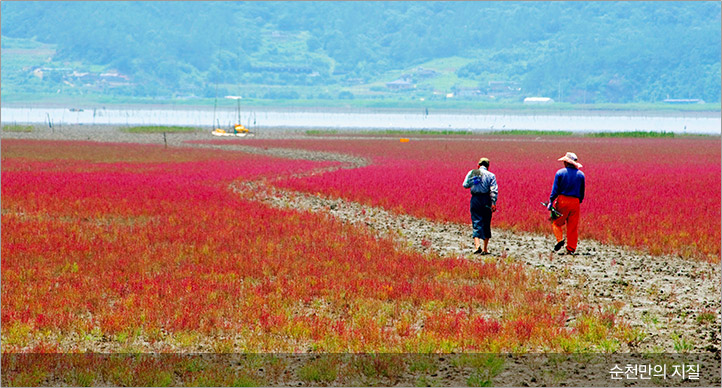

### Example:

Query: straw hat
xmin=558 ymin=152 xmax=582 ymax=168
xmin=478 ymin=157 xmax=490 ymax=167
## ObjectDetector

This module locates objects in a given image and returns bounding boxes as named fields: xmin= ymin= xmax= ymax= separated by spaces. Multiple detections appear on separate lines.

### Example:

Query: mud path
xmin=3 ymin=128 xmax=720 ymax=356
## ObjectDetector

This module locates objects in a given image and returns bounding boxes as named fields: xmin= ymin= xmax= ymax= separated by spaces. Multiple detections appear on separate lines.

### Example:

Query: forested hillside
xmin=1 ymin=1 xmax=720 ymax=104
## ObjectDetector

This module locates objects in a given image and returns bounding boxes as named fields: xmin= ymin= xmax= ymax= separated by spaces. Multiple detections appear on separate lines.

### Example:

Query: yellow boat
xmin=212 ymin=124 xmax=253 ymax=137
xmin=211 ymin=96 xmax=255 ymax=137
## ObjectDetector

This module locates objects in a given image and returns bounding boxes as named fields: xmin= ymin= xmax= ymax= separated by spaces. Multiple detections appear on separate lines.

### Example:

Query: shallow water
xmin=1 ymin=106 xmax=720 ymax=134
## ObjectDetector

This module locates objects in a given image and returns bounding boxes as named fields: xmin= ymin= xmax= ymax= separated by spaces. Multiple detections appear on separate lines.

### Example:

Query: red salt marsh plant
xmin=208 ymin=136 xmax=721 ymax=261
xmin=2 ymin=139 xmax=626 ymax=358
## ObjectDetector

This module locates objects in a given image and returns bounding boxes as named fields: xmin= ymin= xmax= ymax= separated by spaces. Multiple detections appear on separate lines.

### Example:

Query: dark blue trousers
xmin=470 ymin=193 xmax=492 ymax=239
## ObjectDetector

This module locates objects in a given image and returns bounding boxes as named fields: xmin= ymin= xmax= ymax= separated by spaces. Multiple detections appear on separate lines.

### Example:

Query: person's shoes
xmin=559 ymin=249 xmax=577 ymax=256
xmin=473 ymin=247 xmax=483 ymax=254
xmin=480 ymin=251 xmax=490 ymax=256
xmin=553 ymin=240 xmax=565 ymax=252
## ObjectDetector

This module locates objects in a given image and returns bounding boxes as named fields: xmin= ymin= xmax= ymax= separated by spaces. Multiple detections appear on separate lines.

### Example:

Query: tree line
xmin=1 ymin=1 xmax=720 ymax=103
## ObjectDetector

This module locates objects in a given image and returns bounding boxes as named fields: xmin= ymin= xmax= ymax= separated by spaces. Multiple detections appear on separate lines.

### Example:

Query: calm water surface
xmin=2 ymin=106 xmax=720 ymax=134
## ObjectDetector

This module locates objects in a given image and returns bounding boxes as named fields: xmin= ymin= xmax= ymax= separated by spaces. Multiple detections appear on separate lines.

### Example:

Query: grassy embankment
xmin=1 ymin=125 xmax=34 ymax=133
xmin=0 ymin=123 xmax=704 ymax=138
xmin=305 ymin=129 xmax=699 ymax=138
xmin=306 ymin=129 xmax=476 ymax=136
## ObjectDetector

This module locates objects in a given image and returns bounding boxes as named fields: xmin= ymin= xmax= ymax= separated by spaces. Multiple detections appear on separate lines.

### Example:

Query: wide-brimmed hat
xmin=558 ymin=152 xmax=582 ymax=168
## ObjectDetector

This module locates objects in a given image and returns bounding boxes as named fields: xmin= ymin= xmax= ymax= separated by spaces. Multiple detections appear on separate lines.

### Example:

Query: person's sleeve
xmin=490 ymin=174 xmax=498 ymax=204
xmin=579 ymin=173 xmax=585 ymax=204
xmin=462 ymin=170 xmax=473 ymax=188
xmin=549 ymin=171 xmax=561 ymax=204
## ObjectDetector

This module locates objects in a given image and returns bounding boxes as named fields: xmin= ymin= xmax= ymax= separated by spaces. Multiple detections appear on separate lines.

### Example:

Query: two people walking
xmin=463 ymin=152 xmax=585 ymax=255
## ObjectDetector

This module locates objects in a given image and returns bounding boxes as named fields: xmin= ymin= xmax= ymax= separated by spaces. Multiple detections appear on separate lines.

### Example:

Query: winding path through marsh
xmin=4 ymin=127 xmax=720 ymax=355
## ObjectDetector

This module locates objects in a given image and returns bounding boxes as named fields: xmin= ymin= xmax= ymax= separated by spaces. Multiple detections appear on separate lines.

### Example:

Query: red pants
xmin=552 ymin=195 xmax=580 ymax=253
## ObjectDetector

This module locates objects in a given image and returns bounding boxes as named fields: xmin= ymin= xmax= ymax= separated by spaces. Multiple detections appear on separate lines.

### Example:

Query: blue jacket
xmin=550 ymin=167 xmax=585 ymax=203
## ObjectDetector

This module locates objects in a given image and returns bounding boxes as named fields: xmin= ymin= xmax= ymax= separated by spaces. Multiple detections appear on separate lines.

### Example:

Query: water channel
xmin=1 ymin=106 xmax=720 ymax=134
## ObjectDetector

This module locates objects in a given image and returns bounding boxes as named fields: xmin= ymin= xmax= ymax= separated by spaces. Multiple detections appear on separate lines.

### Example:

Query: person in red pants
xmin=548 ymin=152 xmax=585 ymax=255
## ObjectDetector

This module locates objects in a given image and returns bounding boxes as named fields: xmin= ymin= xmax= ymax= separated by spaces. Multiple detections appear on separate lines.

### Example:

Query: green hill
xmin=1 ymin=1 xmax=720 ymax=106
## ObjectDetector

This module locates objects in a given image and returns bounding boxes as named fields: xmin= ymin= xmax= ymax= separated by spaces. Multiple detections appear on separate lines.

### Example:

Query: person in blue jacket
xmin=548 ymin=152 xmax=586 ymax=255
xmin=463 ymin=158 xmax=498 ymax=255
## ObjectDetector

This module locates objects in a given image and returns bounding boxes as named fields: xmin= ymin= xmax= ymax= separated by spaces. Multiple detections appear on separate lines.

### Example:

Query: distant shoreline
xmin=2 ymin=102 xmax=720 ymax=119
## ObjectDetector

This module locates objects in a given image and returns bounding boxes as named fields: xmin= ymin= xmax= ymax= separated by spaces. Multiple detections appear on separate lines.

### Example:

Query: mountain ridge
xmin=1 ymin=1 xmax=720 ymax=104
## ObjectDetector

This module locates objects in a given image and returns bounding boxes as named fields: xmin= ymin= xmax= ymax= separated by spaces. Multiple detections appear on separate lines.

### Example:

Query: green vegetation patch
xmin=121 ymin=126 xmax=197 ymax=134
xmin=305 ymin=129 xmax=340 ymax=136
xmin=297 ymin=357 xmax=338 ymax=384
xmin=488 ymin=129 xmax=573 ymax=136
xmin=452 ymin=354 xmax=505 ymax=387
xmin=586 ymin=130 xmax=676 ymax=138
xmin=380 ymin=129 xmax=474 ymax=136
xmin=1 ymin=125 xmax=34 ymax=133
xmin=305 ymin=129 xmax=476 ymax=137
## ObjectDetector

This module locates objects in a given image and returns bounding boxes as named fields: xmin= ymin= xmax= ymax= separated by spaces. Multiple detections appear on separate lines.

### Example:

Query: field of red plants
xmin=211 ymin=135 xmax=721 ymax=262
xmin=2 ymin=138 xmax=639 ymax=385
